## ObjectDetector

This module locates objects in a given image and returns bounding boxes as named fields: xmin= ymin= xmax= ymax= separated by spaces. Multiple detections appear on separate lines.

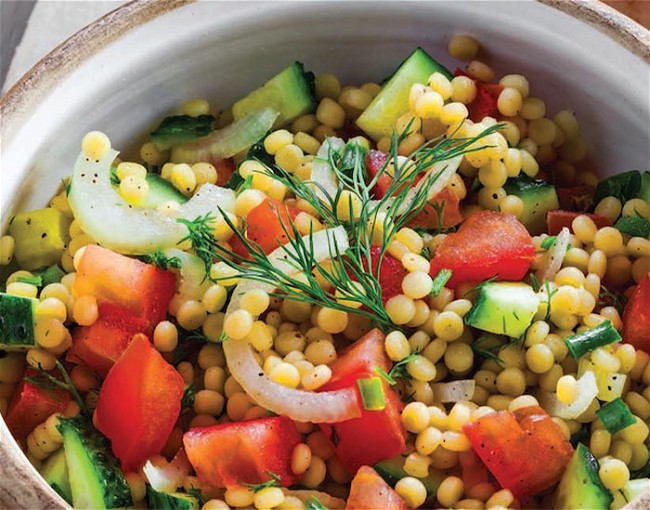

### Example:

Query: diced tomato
xmin=4 ymin=369 xmax=71 ymax=441
xmin=95 ymin=334 xmax=184 ymax=472
xmin=346 ymin=466 xmax=408 ymax=510
xmin=183 ymin=416 xmax=301 ymax=488
xmin=622 ymin=274 xmax=650 ymax=354
xmin=366 ymin=150 xmax=462 ymax=228
xmin=463 ymin=406 xmax=573 ymax=502
xmin=547 ymin=210 xmax=612 ymax=236
xmin=214 ymin=158 xmax=235 ymax=187
xmin=556 ymin=185 xmax=595 ymax=211
xmin=72 ymin=245 xmax=176 ymax=325
xmin=455 ymin=69 xmax=502 ymax=122
xmin=239 ymin=198 xmax=301 ymax=256
xmin=359 ymin=246 xmax=408 ymax=303
xmin=319 ymin=329 xmax=406 ymax=474
xmin=66 ymin=303 xmax=149 ymax=376
xmin=429 ymin=210 xmax=535 ymax=288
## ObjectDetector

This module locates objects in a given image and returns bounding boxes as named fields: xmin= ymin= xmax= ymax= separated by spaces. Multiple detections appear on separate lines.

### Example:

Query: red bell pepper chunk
xmin=429 ymin=210 xmax=535 ymax=289
xmin=183 ymin=416 xmax=301 ymax=489
xmin=454 ymin=69 xmax=503 ymax=122
xmin=318 ymin=329 xmax=406 ymax=474
xmin=215 ymin=158 xmax=235 ymax=187
xmin=73 ymin=245 xmax=176 ymax=326
xmin=346 ymin=466 xmax=408 ymax=510
xmin=66 ymin=303 xmax=150 ymax=376
xmin=95 ymin=334 xmax=184 ymax=472
xmin=463 ymin=406 xmax=573 ymax=502
xmin=547 ymin=210 xmax=612 ymax=236
xmin=622 ymin=274 xmax=650 ymax=354
xmin=366 ymin=150 xmax=462 ymax=229
xmin=458 ymin=450 xmax=490 ymax=491
xmin=4 ymin=369 xmax=71 ymax=441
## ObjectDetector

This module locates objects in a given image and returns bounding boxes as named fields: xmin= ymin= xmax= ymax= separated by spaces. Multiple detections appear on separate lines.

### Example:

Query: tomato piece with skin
xmin=622 ymin=274 xmax=650 ymax=354
xmin=429 ymin=210 xmax=535 ymax=289
xmin=463 ymin=406 xmax=573 ymax=502
xmin=366 ymin=150 xmax=462 ymax=228
xmin=4 ymin=369 xmax=71 ymax=440
xmin=357 ymin=246 xmax=407 ymax=304
xmin=458 ymin=449 xmax=490 ymax=491
xmin=183 ymin=416 xmax=301 ymax=489
xmin=67 ymin=303 xmax=150 ymax=376
xmin=454 ymin=69 xmax=503 ymax=122
xmin=95 ymin=334 xmax=184 ymax=472
xmin=319 ymin=329 xmax=406 ymax=474
xmin=236 ymin=198 xmax=301 ymax=257
xmin=546 ymin=210 xmax=612 ymax=236
xmin=346 ymin=466 xmax=408 ymax=510
xmin=214 ymin=158 xmax=235 ymax=187
xmin=72 ymin=245 xmax=176 ymax=326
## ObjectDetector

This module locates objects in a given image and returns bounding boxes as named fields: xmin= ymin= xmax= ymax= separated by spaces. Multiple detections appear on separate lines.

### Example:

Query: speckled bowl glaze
xmin=1 ymin=1 xmax=648 ymax=508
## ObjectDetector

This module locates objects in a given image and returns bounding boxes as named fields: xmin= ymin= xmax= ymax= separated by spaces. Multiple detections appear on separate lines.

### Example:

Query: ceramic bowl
xmin=1 ymin=0 xmax=648 ymax=508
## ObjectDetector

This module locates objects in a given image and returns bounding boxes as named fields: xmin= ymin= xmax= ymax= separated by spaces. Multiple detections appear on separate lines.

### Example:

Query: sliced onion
xmin=282 ymin=489 xmax=346 ymax=509
xmin=309 ymin=137 xmax=345 ymax=201
xmin=142 ymin=450 xmax=191 ymax=493
xmin=538 ymin=370 xmax=598 ymax=419
xmin=432 ymin=379 xmax=475 ymax=403
xmin=368 ymin=155 xmax=462 ymax=216
xmin=537 ymin=227 xmax=570 ymax=282
xmin=223 ymin=226 xmax=361 ymax=423
xmin=171 ymin=108 xmax=278 ymax=164
xmin=163 ymin=248 xmax=211 ymax=300
xmin=68 ymin=146 xmax=235 ymax=255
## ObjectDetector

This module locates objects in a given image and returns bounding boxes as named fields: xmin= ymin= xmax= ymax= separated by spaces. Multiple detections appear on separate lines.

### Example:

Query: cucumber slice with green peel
xmin=151 ymin=114 xmax=215 ymax=151
xmin=232 ymin=62 xmax=316 ymax=128
xmin=465 ymin=282 xmax=540 ymax=338
xmin=147 ymin=487 xmax=200 ymax=510
xmin=142 ymin=174 xmax=189 ymax=208
xmin=0 ymin=292 xmax=38 ymax=351
xmin=58 ymin=416 xmax=132 ymax=509
xmin=374 ymin=455 xmax=445 ymax=501
xmin=356 ymin=47 xmax=452 ymax=141
xmin=9 ymin=208 xmax=71 ymax=270
xmin=554 ymin=443 xmax=612 ymax=509
xmin=40 ymin=448 xmax=72 ymax=505
xmin=504 ymin=176 xmax=559 ymax=235
xmin=638 ymin=171 xmax=650 ymax=204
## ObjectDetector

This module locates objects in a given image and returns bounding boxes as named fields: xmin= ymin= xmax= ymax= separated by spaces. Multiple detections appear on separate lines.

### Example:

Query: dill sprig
xmin=243 ymin=471 xmax=282 ymax=492
xmin=178 ymin=124 xmax=503 ymax=332
xmin=306 ymin=496 xmax=329 ymax=510
xmin=26 ymin=361 xmax=89 ymax=417
xmin=375 ymin=353 xmax=419 ymax=385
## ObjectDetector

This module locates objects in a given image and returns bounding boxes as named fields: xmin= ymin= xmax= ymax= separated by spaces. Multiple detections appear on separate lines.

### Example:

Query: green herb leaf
xmin=596 ymin=398 xmax=636 ymax=435
xmin=594 ymin=170 xmax=642 ymax=204
xmin=110 ymin=167 xmax=120 ymax=186
xmin=471 ymin=335 xmax=504 ymax=367
xmin=614 ymin=215 xmax=650 ymax=238
xmin=529 ymin=273 xmax=540 ymax=292
xmin=181 ymin=382 xmax=196 ymax=410
xmin=16 ymin=275 xmax=43 ymax=287
xmin=243 ymin=471 xmax=282 ymax=492
xmin=375 ymin=353 xmax=419 ymax=385
xmin=139 ymin=247 xmax=182 ymax=270
xmin=540 ymin=236 xmax=557 ymax=251
xmin=306 ymin=496 xmax=329 ymax=510
xmin=431 ymin=269 xmax=452 ymax=297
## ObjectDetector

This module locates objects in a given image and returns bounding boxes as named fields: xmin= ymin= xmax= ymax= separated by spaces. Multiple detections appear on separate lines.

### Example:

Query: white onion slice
xmin=223 ymin=226 xmax=361 ymax=423
xmin=537 ymin=227 xmax=570 ymax=282
xmin=538 ymin=370 xmax=598 ymax=419
xmin=309 ymin=137 xmax=345 ymax=201
xmin=368 ymin=155 xmax=462 ymax=216
xmin=142 ymin=450 xmax=191 ymax=493
xmin=170 ymin=108 xmax=279 ymax=163
xmin=282 ymin=489 xmax=346 ymax=509
xmin=432 ymin=379 xmax=475 ymax=403
xmin=68 ymin=147 xmax=235 ymax=255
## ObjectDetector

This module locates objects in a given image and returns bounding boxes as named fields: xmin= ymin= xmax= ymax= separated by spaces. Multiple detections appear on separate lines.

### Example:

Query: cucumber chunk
xmin=148 ymin=486 xmax=200 ymax=510
xmin=143 ymin=173 xmax=189 ymax=208
xmin=356 ymin=48 xmax=451 ymax=141
xmin=465 ymin=282 xmax=539 ymax=338
xmin=151 ymin=114 xmax=215 ymax=151
xmin=58 ymin=416 xmax=132 ymax=510
xmin=40 ymin=448 xmax=72 ymax=504
xmin=0 ymin=292 xmax=38 ymax=351
xmin=374 ymin=455 xmax=445 ymax=501
xmin=9 ymin=208 xmax=71 ymax=270
xmin=503 ymin=176 xmax=559 ymax=235
xmin=554 ymin=443 xmax=612 ymax=509
xmin=32 ymin=265 xmax=66 ymax=287
xmin=232 ymin=62 xmax=316 ymax=128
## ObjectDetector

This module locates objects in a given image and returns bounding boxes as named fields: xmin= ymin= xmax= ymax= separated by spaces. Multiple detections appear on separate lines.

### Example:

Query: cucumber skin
xmin=143 ymin=173 xmax=189 ymax=208
xmin=503 ymin=176 xmax=559 ymax=235
xmin=374 ymin=455 xmax=444 ymax=499
xmin=58 ymin=416 xmax=132 ymax=510
xmin=147 ymin=487 xmax=200 ymax=510
xmin=0 ymin=292 xmax=37 ymax=351
xmin=555 ymin=443 xmax=612 ymax=509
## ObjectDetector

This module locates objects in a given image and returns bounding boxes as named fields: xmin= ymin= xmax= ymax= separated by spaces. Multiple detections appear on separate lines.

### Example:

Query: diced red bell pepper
xmin=4 ymin=369 xmax=70 ymax=441
xmin=233 ymin=198 xmax=301 ymax=258
xmin=622 ymin=274 xmax=650 ymax=354
xmin=546 ymin=210 xmax=612 ymax=236
xmin=319 ymin=329 xmax=406 ymax=474
xmin=458 ymin=450 xmax=490 ymax=491
xmin=358 ymin=246 xmax=408 ymax=304
xmin=463 ymin=406 xmax=573 ymax=502
xmin=346 ymin=466 xmax=408 ymax=510
xmin=365 ymin=150 xmax=462 ymax=229
xmin=183 ymin=416 xmax=301 ymax=488
xmin=429 ymin=210 xmax=535 ymax=289
xmin=215 ymin=158 xmax=235 ymax=187
xmin=95 ymin=334 xmax=184 ymax=472
xmin=455 ymin=69 xmax=503 ymax=122
xmin=72 ymin=245 xmax=176 ymax=326
xmin=66 ymin=303 xmax=150 ymax=376
xmin=556 ymin=185 xmax=595 ymax=212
